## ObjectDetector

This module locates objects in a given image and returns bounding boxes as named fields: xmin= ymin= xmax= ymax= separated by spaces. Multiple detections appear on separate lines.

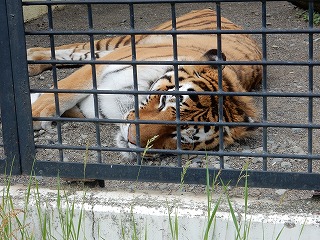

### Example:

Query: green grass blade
xmin=275 ymin=226 xmax=284 ymax=240
xmin=298 ymin=218 xmax=307 ymax=240
xmin=203 ymin=196 xmax=221 ymax=240
xmin=221 ymin=180 xmax=241 ymax=240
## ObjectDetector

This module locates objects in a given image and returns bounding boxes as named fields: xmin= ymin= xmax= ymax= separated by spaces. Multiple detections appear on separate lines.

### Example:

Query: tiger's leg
xmin=27 ymin=35 xmax=134 ymax=76
xmin=27 ymin=46 xmax=111 ymax=76
xmin=31 ymin=64 xmax=96 ymax=129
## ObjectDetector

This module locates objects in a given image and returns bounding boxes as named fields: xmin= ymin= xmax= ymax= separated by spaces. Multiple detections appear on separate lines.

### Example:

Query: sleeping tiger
xmin=28 ymin=9 xmax=262 ymax=160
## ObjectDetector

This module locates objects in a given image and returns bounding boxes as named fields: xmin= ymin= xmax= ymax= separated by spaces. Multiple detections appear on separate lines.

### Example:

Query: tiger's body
xmin=29 ymin=9 xmax=262 ymax=160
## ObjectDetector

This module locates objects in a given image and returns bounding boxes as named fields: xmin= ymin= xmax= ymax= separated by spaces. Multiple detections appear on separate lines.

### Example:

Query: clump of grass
xmin=0 ymin=155 xmax=306 ymax=239
xmin=167 ymin=202 xmax=179 ymax=240
xmin=0 ymin=160 xmax=89 ymax=240
xmin=203 ymin=164 xmax=222 ymax=240
xmin=298 ymin=10 xmax=320 ymax=25
xmin=0 ymin=163 xmax=35 ymax=240
xmin=121 ymin=207 xmax=147 ymax=240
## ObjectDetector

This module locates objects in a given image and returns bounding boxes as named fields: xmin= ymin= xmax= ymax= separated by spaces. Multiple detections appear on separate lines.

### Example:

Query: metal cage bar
xmin=0 ymin=0 xmax=318 ymax=189
xmin=0 ymin=0 xmax=35 ymax=175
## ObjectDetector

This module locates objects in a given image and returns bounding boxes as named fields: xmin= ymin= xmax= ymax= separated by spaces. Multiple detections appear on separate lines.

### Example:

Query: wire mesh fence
xmin=1 ymin=0 xmax=320 ymax=188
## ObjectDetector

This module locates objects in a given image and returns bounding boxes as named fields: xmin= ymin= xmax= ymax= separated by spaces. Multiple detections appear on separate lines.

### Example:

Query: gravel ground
xmin=1 ymin=1 xmax=320 ymax=212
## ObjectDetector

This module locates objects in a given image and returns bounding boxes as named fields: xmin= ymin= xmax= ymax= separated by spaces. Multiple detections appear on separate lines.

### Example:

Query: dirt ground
xmin=1 ymin=1 xmax=320 ymax=213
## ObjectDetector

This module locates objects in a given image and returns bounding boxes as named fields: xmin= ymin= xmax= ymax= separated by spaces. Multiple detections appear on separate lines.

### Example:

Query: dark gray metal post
xmin=0 ymin=0 xmax=35 ymax=175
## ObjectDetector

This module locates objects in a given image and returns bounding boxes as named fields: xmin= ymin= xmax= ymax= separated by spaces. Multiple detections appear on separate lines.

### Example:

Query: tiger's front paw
xmin=27 ymin=48 xmax=52 ymax=76
xmin=31 ymin=94 xmax=57 ymax=130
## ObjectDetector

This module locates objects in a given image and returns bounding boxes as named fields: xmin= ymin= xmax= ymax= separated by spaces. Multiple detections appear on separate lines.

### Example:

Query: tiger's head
xmin=117 ymin=49 xmax=257 ymax=160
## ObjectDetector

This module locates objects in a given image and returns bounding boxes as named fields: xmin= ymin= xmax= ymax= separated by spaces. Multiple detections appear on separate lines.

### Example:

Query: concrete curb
xmin=3 ymin=184 xmax=320 ymax=239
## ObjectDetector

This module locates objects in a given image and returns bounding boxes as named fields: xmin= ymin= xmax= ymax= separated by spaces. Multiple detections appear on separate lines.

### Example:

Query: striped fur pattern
xmin=29 ymin=9 xmax=262 ymax=160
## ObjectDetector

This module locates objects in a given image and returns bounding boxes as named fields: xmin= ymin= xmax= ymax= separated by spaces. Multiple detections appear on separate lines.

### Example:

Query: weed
xmin=0 ymin=157 xmax=307 ymax=239
xmin=299 ymin=10 xmax=320 ymax=25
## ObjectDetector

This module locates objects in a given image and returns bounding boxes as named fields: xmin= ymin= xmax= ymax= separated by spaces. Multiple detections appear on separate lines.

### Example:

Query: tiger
xmin=29 ymin=9 xmax=262 ymax=160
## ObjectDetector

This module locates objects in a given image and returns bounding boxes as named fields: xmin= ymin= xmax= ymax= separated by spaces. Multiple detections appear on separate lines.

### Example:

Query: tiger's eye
xmin=158 ymin=95 xmax=166 ymax=110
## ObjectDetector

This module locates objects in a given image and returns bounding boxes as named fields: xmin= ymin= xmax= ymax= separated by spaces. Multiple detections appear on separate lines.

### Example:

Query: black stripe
xmin=114 ymin=36 xmax=126 ymax=48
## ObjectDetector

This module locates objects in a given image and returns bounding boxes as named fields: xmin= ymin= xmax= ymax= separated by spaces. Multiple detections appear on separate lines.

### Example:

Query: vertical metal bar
xmin=87 ymin=3 xmax=102 ymax=163
xmin=216 ymin=1 xmax=225 ymax=169
xmin=129 ymin=3 xmax=142 ymax=164
xmin=261 ymin=0 xmax=268 ymax=171
xmin=0 ymin=0 xmax=22 ymax=174
xmin=170 ymin=3 xmax=182 ymax=167
xmin=2 ymin=0 xmax=35 ymax=174
xmin=47 ymin=3 xmax=64 ymax=162
xmin=307 ymin=0 xmax=314 ymax=173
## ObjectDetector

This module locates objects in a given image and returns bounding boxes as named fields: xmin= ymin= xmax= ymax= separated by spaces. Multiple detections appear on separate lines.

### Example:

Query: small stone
xmin=254 ymin=147 xmax=264 ymax=153
xmin=39 ymin=76 xmax=45 ymax=80
xmin=252 ymin=158 xmax=263 ymax=164
xmin=158 ymin=184 xmax=167 ymax=191
xmin=271 ymin=158 xmax=283 ymax=165
xmin=81 ymin=134 xmax=88 ymax=140
xmin=242 ymin=145 xmax=251 ymax=150
xmin=292 ymin=146 xmax=305 ymax=155
xmin=242 ymin=149 xmax=252 ymax=154
xmin=189 ymin=162 xmax=200 ymax=168
xmin=291 ymin=128 xmax=303 ymax=133
xmin=240 ymin=149 xmax=252 ymax=158
xmin=128 ymin=184 xmax=135 ymax=193
xmin=63 ymin=155 xmax=69 ymax=162
xmin=182 ymin=154 xmax=198 ymax=160
xmin=160 ymin=160 xmax=168 ymax=166
xmin=284 ymin=221 xmax=296 ymax=229
xmin=47 ymin=128 xmax=57 ymax=134
xmin=206 ymin=156 xmax=219 ymax=162
xmin=275 ymin=189 xmax=286 ymax=195
xmin=213 ymin=163 xmax=221 ymax=169
xmin=224 ymin=163 xmax=232 ymax=169
xmin=35 ymin=175 xmax=43 ymax=181
xmin=280 ymin=161 xmax=292 ymax=168
xmin=192 ymin=157 xmax=204 ymax=163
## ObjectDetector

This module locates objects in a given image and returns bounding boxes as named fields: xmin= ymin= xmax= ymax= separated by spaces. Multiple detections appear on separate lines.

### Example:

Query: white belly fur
xmin=78 ymin=63 xmax=172 ymax=120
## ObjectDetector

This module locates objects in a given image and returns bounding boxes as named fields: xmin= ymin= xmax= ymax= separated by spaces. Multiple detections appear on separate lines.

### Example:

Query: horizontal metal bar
xmin=31 ymin=115 xmax=320 ymax=129
xmin=27 ymin=59 xmax=320 ymax=66
xmin=24 ymin=28 xmax=320 ymax=35
xmin=34 ymin=142 xmax=320 ymax=160
xmin=32 ymin=161 xmax=320 ymax=190
xmin=22 ymin=0 xmax=290 ymax=6
xmin=29 ymin=87 xmax=320 ymax=98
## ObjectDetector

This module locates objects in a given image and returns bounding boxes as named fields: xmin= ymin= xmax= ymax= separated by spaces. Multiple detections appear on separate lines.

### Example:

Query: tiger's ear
xmin=202 ymin=49 xmax=226 ymax=69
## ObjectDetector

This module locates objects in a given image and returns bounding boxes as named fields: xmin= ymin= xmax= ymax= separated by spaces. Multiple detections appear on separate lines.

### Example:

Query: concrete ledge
xmin=22 ymin=0 xmax=65 ymax=22
xmin=3 ymin=184 xmax=320 ymax=239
